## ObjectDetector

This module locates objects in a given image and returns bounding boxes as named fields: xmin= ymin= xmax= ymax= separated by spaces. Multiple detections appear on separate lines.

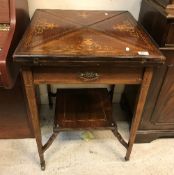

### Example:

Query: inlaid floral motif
xmin=80 ymin=38 xmax=102 ymax=51
xmin=34 ymin=22 xmax=58 ymax=35
xmin=78 ymin=12 xmax=88 ymax=18
xmin=24 ymin=21 xmax=58 ymax=48
xmin=113 ymin=20 xmax=139 ymax=38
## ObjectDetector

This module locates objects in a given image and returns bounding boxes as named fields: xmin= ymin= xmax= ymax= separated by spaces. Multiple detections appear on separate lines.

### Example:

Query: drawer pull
xmin=79 ymin=72 xmax=99 ymax=81
xmin=0 ymin=24 xmax=10 ymax=31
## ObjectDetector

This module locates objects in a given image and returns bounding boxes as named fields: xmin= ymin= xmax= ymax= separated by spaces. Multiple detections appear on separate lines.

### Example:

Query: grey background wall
xmin=27 ymin=0 xmax=142 ymax=104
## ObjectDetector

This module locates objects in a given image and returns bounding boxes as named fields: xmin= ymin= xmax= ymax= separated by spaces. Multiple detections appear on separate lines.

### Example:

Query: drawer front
xmin=0 ymin=0 xmax=10 ymax=23
xmin=33 ymin=67 xmax=143 ymax=85
xmin=166 ymin=23 xmax=174 ymax=46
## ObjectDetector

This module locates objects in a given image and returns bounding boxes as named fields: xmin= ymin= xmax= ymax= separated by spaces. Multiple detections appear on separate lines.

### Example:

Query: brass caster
xmin=41 ymin=161 xmax=46 ymax=171
xmin=125 ymin=156 xmax=130 ymax=161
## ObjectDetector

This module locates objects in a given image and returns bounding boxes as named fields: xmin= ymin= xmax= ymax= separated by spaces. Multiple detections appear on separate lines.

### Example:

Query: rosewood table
xmin=13 ymin=9 xmax=165 ymax=170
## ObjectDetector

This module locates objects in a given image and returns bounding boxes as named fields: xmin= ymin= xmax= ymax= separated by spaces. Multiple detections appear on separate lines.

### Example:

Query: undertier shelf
xmin=54 ymin=88 xmax=116 ymax=131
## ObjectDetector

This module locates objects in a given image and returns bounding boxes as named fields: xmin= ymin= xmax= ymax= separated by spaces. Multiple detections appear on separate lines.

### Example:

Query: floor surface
xmin=0 ymin=105 xmax=174 ymax=175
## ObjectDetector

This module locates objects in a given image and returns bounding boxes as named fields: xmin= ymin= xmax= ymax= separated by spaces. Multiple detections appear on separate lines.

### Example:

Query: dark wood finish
xmin=0 ymin=0 xmax=30 ymax=88
xmin=153 ymin=0 xmax=174 ymax=16
xmin=138 ymin=0 xmax=168 ymax=47
xmin=22 ymin=68 xmax=45 ymax=170
xmin=154 ymin=0 xmax=174 ymax=7
xmin=166 ymin=24 xmax=174 ymax=46
xmin=47 ymin=84 xmax=55 ymax=109
xmin=138 ymin=0 xmax=174 ymax=47
xmin=14 ymin=10 xmax=164 ymax=65
xmin=125 ymin=67 xmax=153 ymax=160
xmin=0 ymin=76 xmax=33 ymax=138
xmin=135 ymin=130 xmax=174 ymax=143
xmin=152 ymin=62 xmax=174 ymax=126
xmin=13 ymin=10 xmax=164 ymax=170
xmin=0 ymin=0 xmax=33 ymax=139
xmin=122 ymin=0 xmax=174 ymax=143
xmin=33 ymin=67 xmax=143 ymax=85
xmin=0 ymin=30 xmax=9 ymax=48
xmin=138 ymin=51 xmax=174 ymax=131
xmin=139 ymin=0 xmax=174 ymax=141
xmin=54 ymin=89 xmax=113 ymax=129
xmin=0 ymin=0 xmax=10 ymax=23
xmin=42 ymin=133 xmax=58 ymax=153
xmin=54 ymin=88 xmax=129 ymax=150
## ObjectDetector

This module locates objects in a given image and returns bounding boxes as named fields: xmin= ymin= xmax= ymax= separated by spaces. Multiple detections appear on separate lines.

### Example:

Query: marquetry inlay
xmin=34 ymin=22 xmax=58 ymax=35
xmin=14 ymin=10 xmax=164 ymax=62
xmin=78 ymin=12 xmax=88 ymax=18
xmin=113 ymin=20 xmax=139 ymax=38
xmin=80 ymin=38 xmax=102 ymax=51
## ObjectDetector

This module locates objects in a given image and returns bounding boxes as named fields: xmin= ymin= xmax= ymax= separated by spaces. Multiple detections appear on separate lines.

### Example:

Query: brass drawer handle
xmin=79 ymin=72 xmax=100 ymax=81
xmin=0 ymin=24 xmax=10 ymax=31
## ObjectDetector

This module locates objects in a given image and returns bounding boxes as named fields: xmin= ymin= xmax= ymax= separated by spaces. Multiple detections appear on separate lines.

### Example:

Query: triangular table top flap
xmin=14 ymin=9 xmax=165 ymax=64
xmin=20 ymin=10 xmax=81 ymax=50
xmin=91 ymin=12 xmax=156 ymax=52
xmin=43 ymin=9 xmax=124 ymax=26
xmin=27 ymin=28 xmax=153 ymax=58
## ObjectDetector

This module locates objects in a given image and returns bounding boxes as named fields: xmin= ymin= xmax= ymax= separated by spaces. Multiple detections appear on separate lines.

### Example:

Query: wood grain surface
xmin=14 ymin=10 xmax=165 ymax=65
xmin=54 ymin=88 xmax=113 ymax=128
xmin=0 ymin=0 xmax=10 ymax=23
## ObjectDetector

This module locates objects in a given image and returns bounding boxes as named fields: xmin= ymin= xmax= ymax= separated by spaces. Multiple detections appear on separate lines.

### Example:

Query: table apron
xmin=32 ymin=67 xmax=143 ymax=85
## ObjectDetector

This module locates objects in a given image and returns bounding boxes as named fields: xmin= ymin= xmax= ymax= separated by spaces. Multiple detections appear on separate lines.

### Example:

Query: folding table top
xmin=14 ymin=10 xmax=165 ymax=65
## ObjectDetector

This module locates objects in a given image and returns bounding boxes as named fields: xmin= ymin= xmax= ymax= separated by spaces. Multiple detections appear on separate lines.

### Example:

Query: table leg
xmin=110 ymin=85 xmax=115 ymax=102
xmin=22 ymin=69 xmax=45 ymax=170
xmin=125 ymin=67 xmax=153 ymax=160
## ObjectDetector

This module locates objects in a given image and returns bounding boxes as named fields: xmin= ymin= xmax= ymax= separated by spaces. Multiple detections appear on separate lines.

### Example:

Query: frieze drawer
xmin=33 ymin=67 xmax=143 ymax=85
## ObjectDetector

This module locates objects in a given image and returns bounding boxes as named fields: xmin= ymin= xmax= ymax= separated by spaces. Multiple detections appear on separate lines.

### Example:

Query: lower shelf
xmin=54 ymin=88 xmax=115 ymax=130
xmin=45 ymin=88 xmax=128 ymax=155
